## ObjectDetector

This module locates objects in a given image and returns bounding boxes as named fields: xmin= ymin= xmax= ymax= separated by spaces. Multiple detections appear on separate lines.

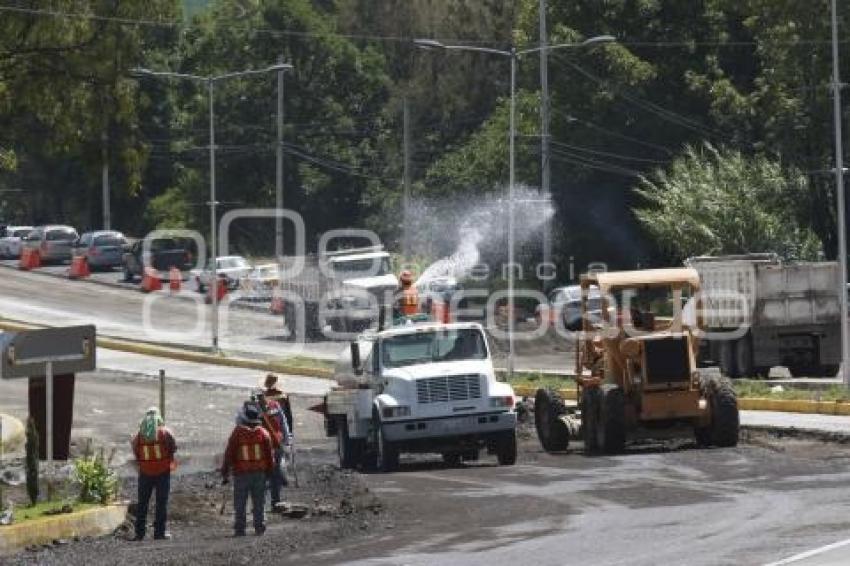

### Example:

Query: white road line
xmin=765 ymin=537 xmax=850 ymax=565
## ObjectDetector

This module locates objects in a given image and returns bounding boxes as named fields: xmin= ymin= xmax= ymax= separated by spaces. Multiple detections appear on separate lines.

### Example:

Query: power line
xmin=549 ymin=109 xmax=676 ymax=155
xmin=520 ymin=135 xmax=670 ymax=165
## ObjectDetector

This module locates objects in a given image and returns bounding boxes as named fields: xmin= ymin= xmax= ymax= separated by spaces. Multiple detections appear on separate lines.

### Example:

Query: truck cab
xmin=325 ymin=321 xmax=517 ymax=471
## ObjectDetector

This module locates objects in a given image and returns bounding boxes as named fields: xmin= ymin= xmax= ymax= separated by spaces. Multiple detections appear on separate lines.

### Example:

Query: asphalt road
xmin=3 ymin=370 xmax=850 ymax=565
xmin=0 ymin=263 xmax=573 ymax=371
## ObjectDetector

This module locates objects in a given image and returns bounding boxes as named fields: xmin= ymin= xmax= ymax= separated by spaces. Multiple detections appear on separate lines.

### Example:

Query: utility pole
xmin=539 ymin=0 xmax=552 ymax=290
xmin=276 ymin=55 xmax=285 ymax=259
xmin=403 ymin=97 xmax=412 ymax=256
xmin=830 ymin=0 xmax=849 ymax=387
xmin=101 ymin=131 xmax=111 ymax=230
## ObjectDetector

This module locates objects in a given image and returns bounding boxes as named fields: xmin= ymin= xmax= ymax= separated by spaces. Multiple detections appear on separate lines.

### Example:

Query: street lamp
xmin=134 ymin=62 xmax=293 ymax=353
xmin=415 ymin=35 xmax=614 ymax=378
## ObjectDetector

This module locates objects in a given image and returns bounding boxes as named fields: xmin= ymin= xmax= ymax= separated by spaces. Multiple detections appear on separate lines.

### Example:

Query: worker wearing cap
xmin=221 ymin=402 xmax=274 ymax=536
xmin=131 ymin=407 xmax=176 ymax=541
xmin=257 ymin=374 xmax=293 ymax=507
xmin=395 ymin=270 xmax=419 ymax=317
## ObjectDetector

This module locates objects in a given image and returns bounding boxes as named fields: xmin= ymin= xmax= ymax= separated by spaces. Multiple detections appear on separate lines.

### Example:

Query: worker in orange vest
xmin=131 ymin=407 xmax=177 ymax=541
xmin=221 ymin=402 xmax=275 ymax=537
xmin=395 ymin=270 xmax=420 ymax=317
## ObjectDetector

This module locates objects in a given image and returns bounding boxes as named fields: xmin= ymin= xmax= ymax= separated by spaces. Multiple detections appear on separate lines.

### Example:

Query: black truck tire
xmin=337 ymin=419 xmax=357 ymax=469
xmin=534 ymin=389 xmax=570 ymax=452
xmin=495 ymin=430 xmax=517 ymax=465
xmin=819 ymin=364 xmax=840 ymax=378
xmin=581 ymin=387 xmax=602 ymax=454
xmin=599 ymin=386 xmax=626 ymax=454
xmin=708 ymin=376 xmax=739 ymax=447
xmin=734 ymin=336 xmax=753 ymax=378
xmin=719 ymin=340 xmax=739 ymax=378
xmin=372 ymin=410 xmax=399 ymax=472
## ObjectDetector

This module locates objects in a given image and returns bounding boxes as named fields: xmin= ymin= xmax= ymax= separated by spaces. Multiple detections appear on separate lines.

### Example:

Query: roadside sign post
xmin=1 ymin=325 xmax=96 ymax=468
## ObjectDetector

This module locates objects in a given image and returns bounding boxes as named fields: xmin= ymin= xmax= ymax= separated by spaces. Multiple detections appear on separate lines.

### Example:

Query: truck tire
xmin=708 ymin=376 xmax=739 ymax=447
xmin=495 ymin=430 xmax=517 ymax=466
xmin=719 ymin=340 xmax=739 ymax=378
xmin=372 ymin=411 xmax=399 ymax=472
xmin=819 ymin=364 xmax=840 ymax=378
xmin=337 ymin=419 xmax=357 ymax=470
xmin=123 ymin=266 xmax=134 ymax=283
xmin=581 ymin=387 xmax=602 ymax=454
xmin=735 ymin=336 xmax=753 ymax=377
xmin=534 ymin=389 xmax=569 ymax=452
xmin=442 ymin=453 xmax=462 ymax=467
xmin=598 ymin=386 xmax=626 ymax=454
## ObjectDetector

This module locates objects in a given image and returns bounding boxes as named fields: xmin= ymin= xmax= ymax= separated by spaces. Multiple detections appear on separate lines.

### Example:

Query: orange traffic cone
xmin=141 ymin=267 xmax=162 ymax=293
xmin=205 ymin=278 xmax=228 ymax=304
xmin=270 ymin=292 xmax=285 ymax=315
xmin=19 ymin=248 xmax=40 ymax=270
xmin=68 ymin=256 xmax=91 ymax=279
xmin=169 ymin=267 xmax=182 ymax=292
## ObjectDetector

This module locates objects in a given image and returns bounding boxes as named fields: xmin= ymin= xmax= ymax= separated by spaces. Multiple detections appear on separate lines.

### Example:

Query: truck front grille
xmin=416 ymin=375 xmax=481 ymax=404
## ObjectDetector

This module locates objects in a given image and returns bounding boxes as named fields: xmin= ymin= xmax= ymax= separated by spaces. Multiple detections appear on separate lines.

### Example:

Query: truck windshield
xmin=331 ymin=257 xmax=391 ymax=279
xmin=382 ymin=329 xmax=488 ymax=368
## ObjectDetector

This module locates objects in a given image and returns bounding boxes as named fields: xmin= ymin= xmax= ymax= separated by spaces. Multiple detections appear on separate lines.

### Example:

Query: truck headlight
xmin=490 ymin=396 xmax=515 ymax=409
xmin=382 ymin=406 xmax=411 ymax=419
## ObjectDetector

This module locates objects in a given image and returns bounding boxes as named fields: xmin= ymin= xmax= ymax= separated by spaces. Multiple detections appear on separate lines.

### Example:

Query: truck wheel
xmin=719 ymin=341 xmax=739 ymax=378
xmin=534 ymin=389 xmax=569 ymax=452
xmin=581 ymin=387 xmax=602 ymax=454
xmin=599 ymin=386 xmax=626 ymax=454
xmin=735 ymin=336 xmax=753 ymax=377
xmin=123 ymin=267 xmax=134 ymax=283
xmin=373 ymin=412 xmax=399 ymax=472
xmin=709 ymin=376 xmax=739 ymax=447
xmin=337 ymin=419 xmax=357 ymax=470
xmin=282 ymin=303 xmax=298 ymax=342
xmin=819 ymin=365 xmax=840 ymax=378
xmin=495 ymin=430 xmax=517 ymax=466
xmin=442 ymin=453 xmax=462 ymax=467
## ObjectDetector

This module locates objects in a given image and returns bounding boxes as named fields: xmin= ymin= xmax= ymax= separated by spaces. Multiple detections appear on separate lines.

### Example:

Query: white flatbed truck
xmin=322 ymin=321 xmax=518 ymax=471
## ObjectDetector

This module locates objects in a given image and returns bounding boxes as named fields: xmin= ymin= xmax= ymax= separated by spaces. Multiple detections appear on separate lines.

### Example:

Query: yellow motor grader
xmin=535 ymin=268 xmax=739 ymax=453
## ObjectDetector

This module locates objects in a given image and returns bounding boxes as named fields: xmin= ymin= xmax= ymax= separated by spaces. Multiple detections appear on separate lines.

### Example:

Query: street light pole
xmin=539 ymin=0 xmax=552 ymax=292
xmin=415 ymin=35 xmax=613 ymax=380
xmin=208 ymin=78 xmax=219 ymax=352
xmin=276 ymin=55 xmax=286 ymax=259
xmin=134 ymin=63 xmax=293 ymax=353
xmin=508 ymin=49 xmax=517 ymax=377
xmin=830 ymin=0 xmax=849 ymax=387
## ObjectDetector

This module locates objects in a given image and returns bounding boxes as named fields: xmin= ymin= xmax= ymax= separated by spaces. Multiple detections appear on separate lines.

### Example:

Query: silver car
xmin=72 ymin=231 xmax=128 ymax=270
xmin=0 ymin=226 xmax=34 ymax=259
xmin=24 ymin=225 xmax=79 ymax=263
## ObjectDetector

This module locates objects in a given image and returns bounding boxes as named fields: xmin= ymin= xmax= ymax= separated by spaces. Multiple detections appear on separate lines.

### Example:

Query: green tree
xmin=635 ymin=144 xmax=822 ymax=261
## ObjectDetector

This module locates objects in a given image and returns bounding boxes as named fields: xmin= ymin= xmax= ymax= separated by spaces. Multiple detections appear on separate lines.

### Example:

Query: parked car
xmin=0 ymin=225 xmax=34 ymax=259
xmin=239 ymin=263 xmax=280 ymax=300
xmin=122 ymin=237 xmax=195 ymax=282
xmin=71 ymin=231 xmax=128 ymax=270
xmin=535 ymin=284 xmax=603 ymax=331
xmin=23 ymin=225 xmax=79 ymax=263
xmin=192 ymin=255 xmax=252 ymax=293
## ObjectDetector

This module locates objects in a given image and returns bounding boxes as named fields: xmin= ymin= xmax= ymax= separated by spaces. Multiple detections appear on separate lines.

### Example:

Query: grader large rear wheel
xmin=581 ymin=388 xmax=602 ymax=454
xmin=697 ymin=375 xmax=740 ymax=447
xmin=534 ymin=389 xmax=569 ymax=452
xmin=599 ymin=386 xmax=626 ymax=454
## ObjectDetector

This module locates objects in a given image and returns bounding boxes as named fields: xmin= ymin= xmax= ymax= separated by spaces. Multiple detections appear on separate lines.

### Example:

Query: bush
xmin=25 ymin=417 xmax=39 ymax=506
xmin=73 ymin=443 xmax=118 ymax=505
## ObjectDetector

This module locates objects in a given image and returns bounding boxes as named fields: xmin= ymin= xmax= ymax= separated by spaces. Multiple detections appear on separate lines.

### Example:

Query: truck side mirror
xmin=350 ymin=342 xmax=362 ymax=375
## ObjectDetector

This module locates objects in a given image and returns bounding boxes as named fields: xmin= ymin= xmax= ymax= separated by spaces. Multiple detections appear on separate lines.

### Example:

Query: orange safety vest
xmin=232 ymin=426 xmax=271 ymax=474
xmin=137 ymin=430 xmax=174 ymax=476
xmin=400 ymin=286 xmax=419 ymax=315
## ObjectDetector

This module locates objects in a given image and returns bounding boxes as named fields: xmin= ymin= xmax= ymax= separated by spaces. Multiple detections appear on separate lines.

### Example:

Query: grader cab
xmin=535 ymin=268 xmax=739 ymax=454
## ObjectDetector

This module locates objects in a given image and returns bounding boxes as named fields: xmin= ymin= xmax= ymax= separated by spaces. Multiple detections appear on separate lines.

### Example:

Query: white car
xmin=0 ymin=226 xmax=34 ymax=259
xmin=191 ymin=255 xmax=252 ymax=292
xmin=239 ymin=263 xmax=280 ymax=300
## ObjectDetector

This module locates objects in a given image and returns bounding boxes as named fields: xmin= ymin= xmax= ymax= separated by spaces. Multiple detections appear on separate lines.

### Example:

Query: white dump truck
xmin=686 ymin=253 xmax=841 ymax=377
xmin=321 ymin=320 xmax=518 ymax=471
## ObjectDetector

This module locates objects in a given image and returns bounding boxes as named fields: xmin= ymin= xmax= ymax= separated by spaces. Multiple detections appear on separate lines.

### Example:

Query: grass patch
xmin=733 ymin=380 xmax=850 ymax=402
xmin=271 ymin=355 xmax=335 ymax=371
xmin=12 ymin=501 xmax=99 ymax=524
xmin=503 ymin=371 xmax=575 ymax=392
xmin=503 ymin=374 xmax=850 ymax=403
